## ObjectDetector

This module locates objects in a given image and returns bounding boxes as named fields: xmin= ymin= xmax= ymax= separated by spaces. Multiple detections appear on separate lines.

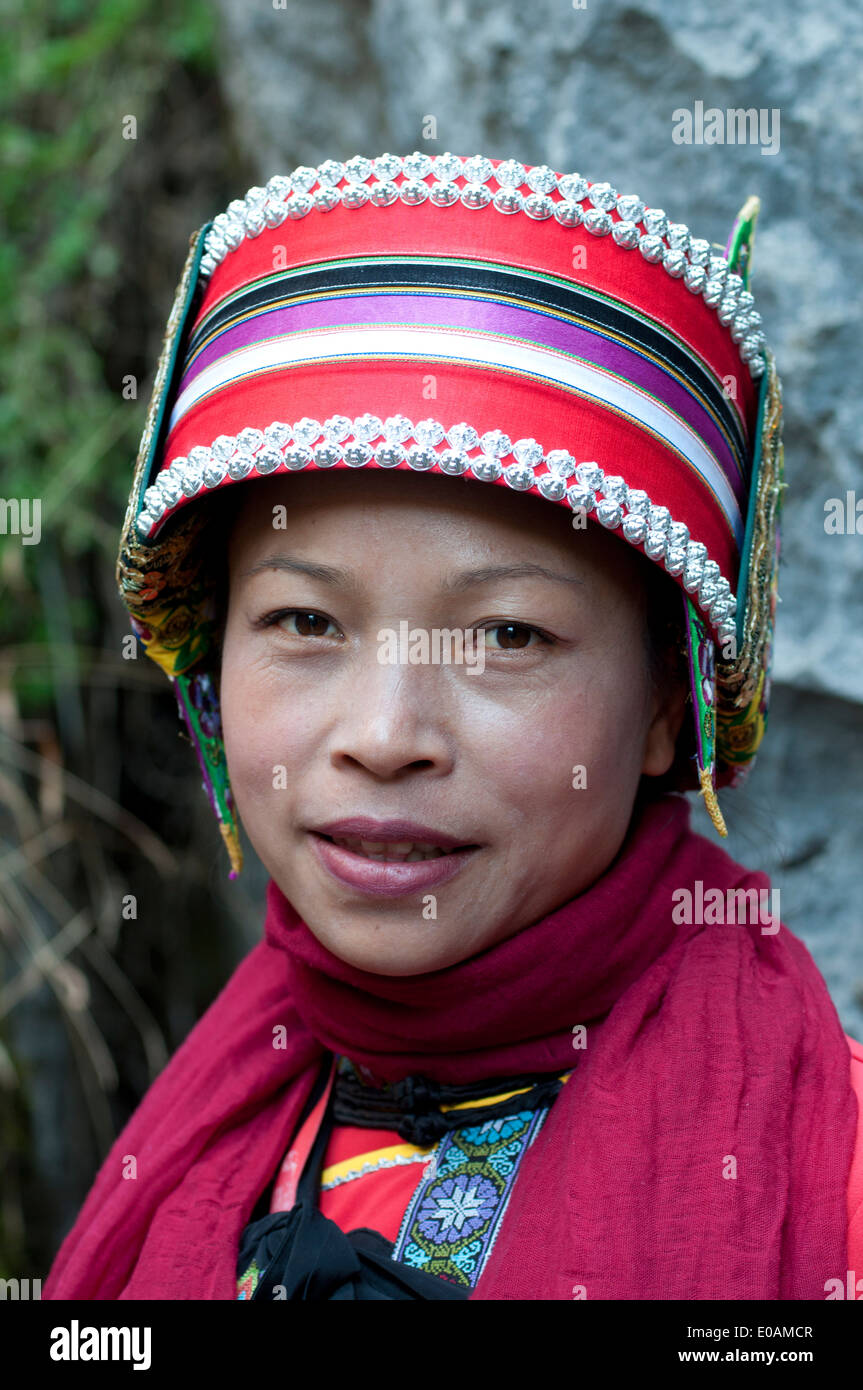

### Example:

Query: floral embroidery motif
xmin=391 ymin=1106 xmax=550 ymax=1288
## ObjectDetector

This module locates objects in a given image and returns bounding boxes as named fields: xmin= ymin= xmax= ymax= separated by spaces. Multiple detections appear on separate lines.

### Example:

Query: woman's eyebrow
xmin=238 ymin=555 xmax=358 ymax=588
xmin=444 ymin=563 xmax=584 ymax=592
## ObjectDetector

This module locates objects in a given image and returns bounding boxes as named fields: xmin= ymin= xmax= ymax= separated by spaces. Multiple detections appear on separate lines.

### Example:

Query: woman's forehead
xmin=229 ymin=465 xmax=592 ymax=541
xmin=225 ymin=467 xmax=641 ymax=590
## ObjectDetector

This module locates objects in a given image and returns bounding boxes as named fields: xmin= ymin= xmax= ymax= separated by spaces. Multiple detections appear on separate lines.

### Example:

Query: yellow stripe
xmin=320 ymin=1071 xmax=575 ymax=1183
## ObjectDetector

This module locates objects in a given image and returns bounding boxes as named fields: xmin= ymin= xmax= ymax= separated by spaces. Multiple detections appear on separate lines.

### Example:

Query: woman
xmin=44 ymin=151 xmax=863 ymax=1300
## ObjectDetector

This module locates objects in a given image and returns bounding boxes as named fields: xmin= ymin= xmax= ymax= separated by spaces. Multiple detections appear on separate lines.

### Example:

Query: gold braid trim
xmin=717 ymin=347 xmax=784 ymax=715
xmin=699 ymin=765 xmax=728 ymax=837
xmin=116 ymin=226 xmax=204 ymax=604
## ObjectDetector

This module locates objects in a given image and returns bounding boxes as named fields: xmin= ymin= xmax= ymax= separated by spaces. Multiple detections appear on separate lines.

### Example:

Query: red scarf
xmin=43 ymin=795 xmax=855 ymax=1300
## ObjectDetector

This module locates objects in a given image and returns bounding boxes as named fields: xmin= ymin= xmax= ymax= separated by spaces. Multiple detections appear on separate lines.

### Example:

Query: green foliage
xmin=0 ymin=0 xmax=217 ymax=714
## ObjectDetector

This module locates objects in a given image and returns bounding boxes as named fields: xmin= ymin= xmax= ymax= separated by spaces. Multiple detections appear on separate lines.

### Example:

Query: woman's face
xmin=220 ymin=468 xmax=686 ymax=976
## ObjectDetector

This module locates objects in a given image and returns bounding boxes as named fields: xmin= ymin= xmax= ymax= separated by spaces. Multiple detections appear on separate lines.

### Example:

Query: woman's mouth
xmin=327 ymin=835 xmax=450 ymax=862
xmin=308 ymin=831 xmax=479 ymax=898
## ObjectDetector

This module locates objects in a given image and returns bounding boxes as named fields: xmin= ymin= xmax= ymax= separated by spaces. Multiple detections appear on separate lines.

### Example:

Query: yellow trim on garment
xmin=320 ymin=1070 xmax=575 ymax=1184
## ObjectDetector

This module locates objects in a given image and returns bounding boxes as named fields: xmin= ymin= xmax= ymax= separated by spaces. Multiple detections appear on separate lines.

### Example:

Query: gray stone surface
xmin=211 ymin=0 xmax=863 ymax=1034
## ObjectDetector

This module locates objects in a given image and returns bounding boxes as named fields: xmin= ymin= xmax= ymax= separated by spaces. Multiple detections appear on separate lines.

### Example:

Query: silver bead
xmin=616 ymin=194 xmax=645 ymax=223
xmin=553 ymin=200 xmax=583 ymax=227
xmin=493 ymin=188 xmax=523 ymax=214
xmin=313 ymin=443 xmax=342 ymax=468
xmin=576 ymin=461 xmax=603 ymax=490
xmin=583 ymin=208 xmax=612 ymax=236
xmin=143 ymin=484 xmax=165 ymax=514
xmin=323 ymin=415 xmax=352 ymax=443
xmin=384 ymin=415 xmax=413 ymax=443
xmin=495 ymin=159 xmax=526 ymax=187
xmin=370 ymin=180 xmax=399 ymax=207
xmin=228 ymin=451 xmax=255 ymax=480
xmin=684 ymin=265 xmax=707 ymax=294
xmin=644 ymin=529 xmax=667 ymax=559
xmin=313 ymin=187 xmax=340 ymax=213
xmin=622 ymin=512 xmax=648 ymax=543
xmin=664 ymin=546 xmax=687 ymax=576
xmin=663 ymin=249 xmax=687 ymax=278
xmin=504 ymin=462 xmax=535 ymax=490
xmin=612 ymin=220 xmax=640 ymax=249
xmin=292 ymin=418 xmax=322 ymax=446
xmin=437 ymin=448 xmax=470 ymax=475
xmin=557 ymin=173 xmax=589 ymax=202
xmin=523 ymin=193 xmax=554 ymax=220
xmin=202 ymin=457 xmax=227 ymax=488
xmin=588 ymin=181 xmax=617 ymax=211
xmin=353 ymin=413 xmax=384 ymax=442
xmin=373 ymin=153 xmax=402 ymax=181
xmin=471 ymin=456 xmax=503 ymax=482
xmin=479 ymin=429 xmax=512 ymax=457
xmin=211 ymin=435 xmax=236 ymax=463
xmin=284 ymin=446 xmax=312 ymax=470
xmin=431 ymin=153 xmax=463 ymax=182
xmin=638 ymin=234 xmax=665 ymax=264
xmin=402 ymin=151 xmax=432 ymax=180
xmin=538 ymin=472 xmax=567 ymax=500
xmin=566 ymin=484 xmax=595 ymax=512
xmin=513 ymin=437 xmax=543 ymax=467
xmin=343 ymin=442 xmax=372 ymax=467
xmin=415 ymin=418 xmax=445 ymax=447
xmin=342 ymin=183 xmax=371 ymax=208
xmin=702 ymin=277 xmax=726 ymax=306
xmin=544 ymin=449 xmax=576 ymax=478
xmin=688 ymin=238 xmax=711 ymax=266
xmin=254 ymin=446 xmax=282 ymax=475
xmin=285 ymin=192 xmax=313 ymax=219
xmin=625 ymin=487 xmax=650 ymax=515
xmin=180 ymin=461 xmax=203 ymax=496
xmin=317 ymin=160 xmax=345 ymax=187
xmin=405 ymin=447 xmax=433 ymax=475
xmin=447 ymin=422 xmax=479 ymax=451
xmin=642 ymin=208 xmax=668 ymax=238
xmin=667 ymin=520 xmax=689 ymax=548
xmin=666 ymin=221 xmax=690 ymax=252
xmin=601 ymin=474 xmax=627 ymax=502
xmin=596 ymin=498 xmax=622 ymax=528
xmin=429 ymin=181 xmax=460 ymax=207
xmin=526 ymin=163 xmax=557 ymax=194
xmin=461 ymin=182 xmax=492 ymax=209
xmin=463 ymin=155 xmax=493 ymax=184
xmin=264 ymin=422 xmax=292 ymax=449
xmin=290 ymin=165 xmax=318 ymax=192
xmin=238 ymin=427 xmax=264 ymax=453
xmin=399 ymin=179 xmax=430 ymax=205
xmin=647 ymin=504 xmax=671 ymax=532
xmin=136 ymin=511 xmax=155 ymax=537
xmin=374 ymin=443 xmax=405 ymax=468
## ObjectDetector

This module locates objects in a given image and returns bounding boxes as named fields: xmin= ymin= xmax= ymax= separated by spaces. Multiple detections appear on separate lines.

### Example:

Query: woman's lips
xmin=307 ymin=831 xmax=478 ymax=898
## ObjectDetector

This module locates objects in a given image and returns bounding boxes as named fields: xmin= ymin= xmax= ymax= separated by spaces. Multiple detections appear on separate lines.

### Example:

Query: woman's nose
xmin=326 ymin=638 xmax=457 ymax=781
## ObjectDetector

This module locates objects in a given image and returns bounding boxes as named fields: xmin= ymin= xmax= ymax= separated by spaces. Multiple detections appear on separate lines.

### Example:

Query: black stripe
xmin=185 ymin=258 xmax=748 ymax=478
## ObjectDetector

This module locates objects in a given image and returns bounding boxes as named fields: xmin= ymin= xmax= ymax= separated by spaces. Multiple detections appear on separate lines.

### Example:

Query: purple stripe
xmin=179 ymin=294 xmax=745 ymax=497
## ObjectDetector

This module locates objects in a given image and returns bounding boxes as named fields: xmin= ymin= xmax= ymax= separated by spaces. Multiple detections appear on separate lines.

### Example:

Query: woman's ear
xmin=641 ymin=650 xmax=690 ymax=778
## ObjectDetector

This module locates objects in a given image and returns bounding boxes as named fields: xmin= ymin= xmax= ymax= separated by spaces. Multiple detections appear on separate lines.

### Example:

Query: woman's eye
xmin=483 ymin=623 xmax=545 ymax=650
xmin=271 ymin=610 xmax=339 ymax=638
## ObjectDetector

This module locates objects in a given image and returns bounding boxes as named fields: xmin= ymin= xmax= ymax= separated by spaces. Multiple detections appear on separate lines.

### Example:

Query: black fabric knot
xmin=392 ymin=1074 xmax=440 ymax=1116
xmin=395 ymin=1110 xmax=450 ymax=1146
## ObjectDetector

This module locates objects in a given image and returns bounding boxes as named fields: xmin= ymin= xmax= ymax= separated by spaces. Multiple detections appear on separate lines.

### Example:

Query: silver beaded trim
xmin=137 ymin=414 xmax=738 ymax=643
xmin=320 ymin=1148 xmax=434 ymax=1191
xmin=198 ymin=151 xmax=766 ymax=381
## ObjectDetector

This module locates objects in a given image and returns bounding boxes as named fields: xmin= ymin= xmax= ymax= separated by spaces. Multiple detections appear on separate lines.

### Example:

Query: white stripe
xmin=169 ymin=326 xmax=743 ymax=540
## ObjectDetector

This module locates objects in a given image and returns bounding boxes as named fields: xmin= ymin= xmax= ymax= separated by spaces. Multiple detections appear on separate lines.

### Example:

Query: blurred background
xmin=2 ymin=0 xmax=862 ymax=1281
